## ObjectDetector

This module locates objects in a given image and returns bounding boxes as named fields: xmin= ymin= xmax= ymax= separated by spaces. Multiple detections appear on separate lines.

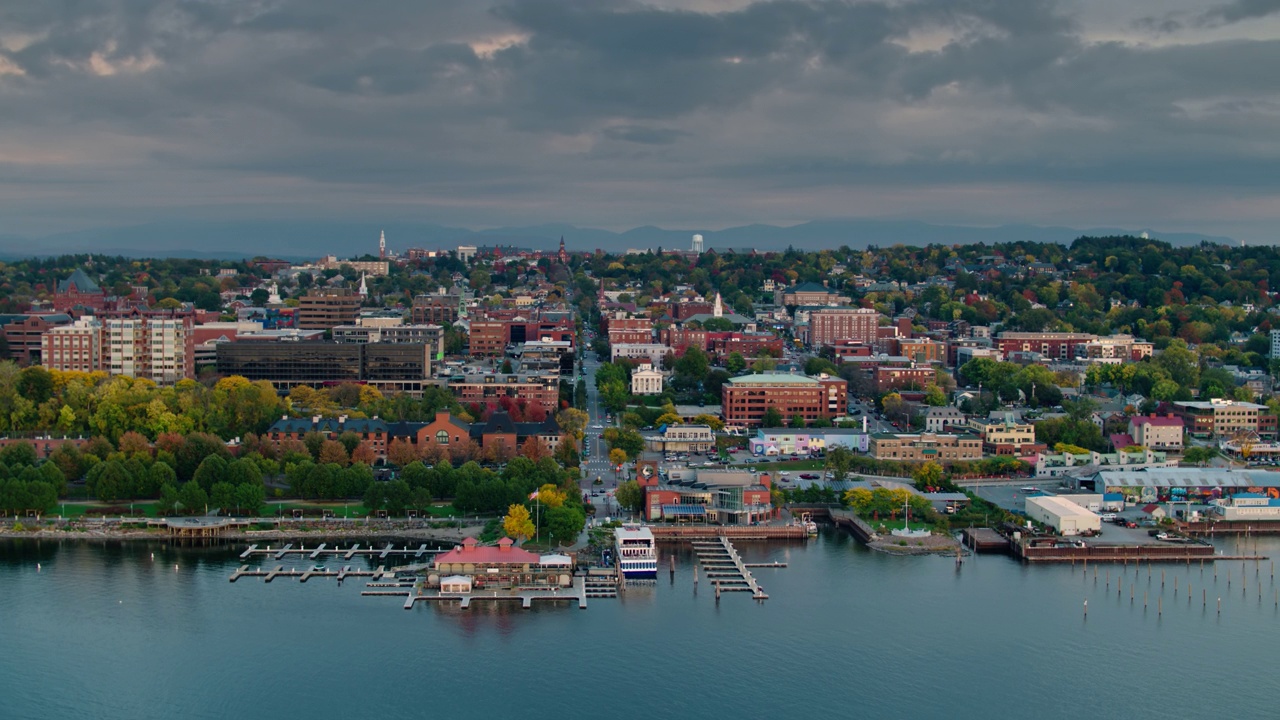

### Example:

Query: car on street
xmin=799 ymin=473 xmax=819 ymax=479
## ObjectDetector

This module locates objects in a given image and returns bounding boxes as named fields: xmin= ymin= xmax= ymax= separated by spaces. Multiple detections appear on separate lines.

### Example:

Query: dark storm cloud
xmin=0 ymin=0 xmax=1276 ymax=241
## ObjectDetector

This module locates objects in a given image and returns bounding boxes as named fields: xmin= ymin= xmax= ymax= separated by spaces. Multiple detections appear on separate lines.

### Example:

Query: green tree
xmin=615 ymin=480 xmax=644 ymax=513
xmin=210 ymin=482 xmax=236 ymax=512
xmin=545 ymin=505 xmax=586 ymax=545
xmin=761 ymin=406 xmax=784 ymax=428
xmin=826 ymin=446 xmax=854 ymax=483
xmin=192 ymin=455 xmax=228 ymax=493
xmin=178 ymin=480 xmax=209 ymax=516
xmin=912 ymin=460 xmax=944 ymax=488
xmin=236 ymin=482 xmax=266 ymax=515
xmin=726 ymin=352 xmax=747 ymax=373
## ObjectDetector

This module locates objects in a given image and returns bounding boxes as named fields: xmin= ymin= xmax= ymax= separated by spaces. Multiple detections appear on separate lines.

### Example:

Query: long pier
xmin=393 ymin=577 xmax=589 ymax=610
xmin=238 ymin=543 xmax=443 ymax=561
xmin=229 ymin=564 xmax=391 ymax=582
xmin=692 ymin=537 xmax=769 ymax=599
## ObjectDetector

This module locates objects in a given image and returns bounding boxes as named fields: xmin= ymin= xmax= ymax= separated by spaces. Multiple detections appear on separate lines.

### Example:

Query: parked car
xmin=799 ymin=473 xmax=819 ymax=480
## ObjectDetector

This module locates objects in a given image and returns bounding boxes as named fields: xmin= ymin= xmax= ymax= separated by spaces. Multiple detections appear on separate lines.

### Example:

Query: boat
xmin=613 ymin=525 xmax=658 ymax=579
xmin=798 ymin=512 xmax=818 ymax=536
xmin=314 ymin=565 xmax=326 ymax=571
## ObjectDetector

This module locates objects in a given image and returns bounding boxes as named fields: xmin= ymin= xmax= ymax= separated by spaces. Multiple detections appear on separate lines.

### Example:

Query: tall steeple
xmin=558 ymin=236 xmax=568 ymax=265
xmin=358 ymin=273 xmax=369 ymax=298
xmin=713 ymin=292 xmax=724 ymax=318
xmin=379 ymin=230 xmax=386 ymax=260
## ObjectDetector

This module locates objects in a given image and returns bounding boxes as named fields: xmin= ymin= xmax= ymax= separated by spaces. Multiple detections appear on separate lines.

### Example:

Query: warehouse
xmin=1025 ymin=495 xmax=1101 ymax=536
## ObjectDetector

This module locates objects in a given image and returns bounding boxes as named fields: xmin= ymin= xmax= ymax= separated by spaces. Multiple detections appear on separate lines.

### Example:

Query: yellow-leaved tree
xmin=536 ymin=483 xmax=567 ymax=509
xmin=503 ymin=504 xmax=535 ymax=541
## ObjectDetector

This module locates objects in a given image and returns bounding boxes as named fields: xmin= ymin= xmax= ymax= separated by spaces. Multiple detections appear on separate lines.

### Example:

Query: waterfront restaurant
xmin=429 ymin=537 xmax=572 ymax=589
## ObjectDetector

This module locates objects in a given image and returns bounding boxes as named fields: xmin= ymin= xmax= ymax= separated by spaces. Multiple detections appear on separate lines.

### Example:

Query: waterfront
xmin=3 ymin=532 xmax=1279 ymax=720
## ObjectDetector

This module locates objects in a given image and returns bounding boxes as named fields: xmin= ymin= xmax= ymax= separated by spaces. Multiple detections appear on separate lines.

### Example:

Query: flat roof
xmin=614 ymin=525 xmax=655 ymax=541
xmin=1027 ymin=494 xmax=1100 ymax=518
xmin=727 ymin=373 xmax=819 ymax=385
xmin=1090 ymin=468 xmax=1280 ymax=488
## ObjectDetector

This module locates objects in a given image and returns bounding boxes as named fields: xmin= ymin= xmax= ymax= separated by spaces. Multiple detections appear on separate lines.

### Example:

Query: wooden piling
xmin=1083 ymin=599 xmax=1087 ymax=617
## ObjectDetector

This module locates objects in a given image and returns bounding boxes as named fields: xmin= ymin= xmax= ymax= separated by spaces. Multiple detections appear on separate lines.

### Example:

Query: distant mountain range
xmin=0 ymin=219 xmax=1236 ymax=260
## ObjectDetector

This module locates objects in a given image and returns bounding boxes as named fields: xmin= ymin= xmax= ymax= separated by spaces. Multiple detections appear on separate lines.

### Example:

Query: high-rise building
xmin=1271 ymin=329 xmax=1280 ymax=358
xmin=808 ymin=308 xmax=881 ymax=347
xmin=41 ymin=316 xmax=104 ymax=373
xmin=88 ymin=316 xmax=195 ymax=385
xmin=298 ymin=288 xmax=362 ymax=331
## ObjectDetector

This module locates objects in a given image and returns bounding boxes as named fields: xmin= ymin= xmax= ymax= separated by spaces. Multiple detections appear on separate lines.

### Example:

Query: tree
xmin=609 ymin=448 xmax=627 ymax=468
xmin=318 ymin=439 xmax=349 ymax=467
xmin=761 ymin=406 xmax=784 ymax=428
xmin=351 ymin=442 xmax=378 ymax=466
xmin=789 ymin=414 xmax=806 ymax=429
xmin=826 ymin=446 xmax=854 ymax=483
xmin=210 ymin=482 xmax=236 ymax=513
xmin=235 ymin=482 xmax=265 ymax=515
xmin=192 ymin=455 xmax=228 ymax=493
xmin=912 ymin=461 xmax=944 ymax=488
xmin=387 ymin=438 xmax=418 ymax=468
xmin=545 ymin=505 xmax=586 ymax=545
xmin=555 ymin=408 xmax=589 ymax=442
xmin=693 ymin=413 xmax=725 ymax=432
xmin=521 ymin=436 xmax=550 ymax=461
xmin=923 ymin=385 xmax=947 ymax=407
xmin=178 ymin=480 xmax=209 ymax=516
xmin=615 ymin=480 xmax=644 ymax=513
xmin=1183 ymin=447 xmax=1218 ymax=466
xmin=726 ymin=352 xmax=747 ymax=373
xmin=554 ymin=438 xmax=580 ymax=468
xmin=535 ymin=483 xmax=567 ymax=509
xmin=503 ymin=503 xmax=535 ymax=541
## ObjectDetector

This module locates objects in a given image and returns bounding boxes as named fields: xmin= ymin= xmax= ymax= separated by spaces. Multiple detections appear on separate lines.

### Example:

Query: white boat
xmin=614 ymin=525 xmax=657 ymax=579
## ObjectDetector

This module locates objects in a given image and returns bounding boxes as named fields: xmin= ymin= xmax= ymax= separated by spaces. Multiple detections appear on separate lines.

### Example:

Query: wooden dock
xmin=228 ymin=564 xmax=390 ymax=582
xmin=692 ymin=537 xmax=769 ymax=599
xmin=397 ymin=577 xmax=589 ymax=610
xmin=961 ymin=528 xmax=1011 ymax=554
xmin=238 ymin=543 xmax=443 ymax=561
xmin=651 ymin=525 xmax=807 ymax=542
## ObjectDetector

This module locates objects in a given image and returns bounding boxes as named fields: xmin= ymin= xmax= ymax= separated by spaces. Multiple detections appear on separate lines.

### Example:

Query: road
xmin=577 ymin=335 xmax=622 ymax=516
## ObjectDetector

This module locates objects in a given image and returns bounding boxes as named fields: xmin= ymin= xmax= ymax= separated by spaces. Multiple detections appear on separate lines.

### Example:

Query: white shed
xmin=1026 ymin=495 xmax=1101 ymax=536
xmin=440 ymin=575 xmax=473 ymax=594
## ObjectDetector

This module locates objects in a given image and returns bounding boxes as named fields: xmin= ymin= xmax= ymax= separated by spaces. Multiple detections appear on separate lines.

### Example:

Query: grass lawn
xmin=749 ymin=459 xmax=826 ymax=472
xmin=865 ymin=518 xmax=934 ymax=533
xmin=53 ymin=501 xmax=163 ymax=519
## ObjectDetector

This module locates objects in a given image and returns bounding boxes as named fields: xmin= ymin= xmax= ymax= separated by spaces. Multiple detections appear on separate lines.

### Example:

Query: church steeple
xmin=379 ymin=230 xmax=386 ymax=260
xmin=558 ymin=236 xmax=568 ymax=265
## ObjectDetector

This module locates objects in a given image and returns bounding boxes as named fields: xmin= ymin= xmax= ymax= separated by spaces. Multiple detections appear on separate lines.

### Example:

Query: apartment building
xmin=449 ymin=373 xmax=560 ymax=415
xmin=41 ymin=317 xmax=104 ymax=373
xmin=1172 ymin=399 xmax=1275 ymax=439
xmin=298 ymin=288 xmax=362 ymax=331
xmin=807 ymin=307 xmax=881 ymax=347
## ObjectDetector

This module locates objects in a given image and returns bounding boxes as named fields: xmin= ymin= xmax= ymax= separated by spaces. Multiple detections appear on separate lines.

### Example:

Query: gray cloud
xmin=0 ymin=0 xmax=1276 ymax=244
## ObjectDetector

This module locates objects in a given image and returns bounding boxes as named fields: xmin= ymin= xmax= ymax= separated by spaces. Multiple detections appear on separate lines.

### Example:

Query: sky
xmin=1 ymin=0 xmax=1279 ymax=244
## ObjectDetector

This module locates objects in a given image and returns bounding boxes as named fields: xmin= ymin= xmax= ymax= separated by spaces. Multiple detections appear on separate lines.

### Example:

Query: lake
xmin=2 ymin=530 xmax=1277 ymax=719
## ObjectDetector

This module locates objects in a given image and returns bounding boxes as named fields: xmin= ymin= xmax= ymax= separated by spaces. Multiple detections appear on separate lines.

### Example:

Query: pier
xmin=397 ymin=576 xmax=589 ymax=610
xmin=961 ymin=528 xmax=1011 ymax=554
xmin=650 ymin=525 xmax=807 ymax=542
xmin=238 ymin=543 xmax=443 ymax=560
xmin=691 ymin=536 xmax=769 ymax=599
xmin=229 ymin=564 xmax=390 ymax=582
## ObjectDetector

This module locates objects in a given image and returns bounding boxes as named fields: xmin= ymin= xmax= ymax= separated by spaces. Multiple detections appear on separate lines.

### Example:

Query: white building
xmin=631 ymin=363 xmax=665 ymax=395
xmin=611 ymin=343 xmax=669 ymax=366
xmin=1271 ymin=329 xmax=1280 ymax=358
xmin=103 ymin=317 xmax=192 ymax=385
xmin=1025 ymin=495 xmax=1102 ymax=536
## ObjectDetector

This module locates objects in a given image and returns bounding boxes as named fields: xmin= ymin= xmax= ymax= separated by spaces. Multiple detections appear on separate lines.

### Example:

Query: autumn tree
xmin=318 ymin=439 xmax=349 ymax=467
xmin=535 ymin=483 xmax=567 ymax=509
xmin=502 ymin=503 xmax=535 ymax=541
xmin=387 ymin=438 xmax=418 ymax=468
xmin=521 ymin=436 xmax=549 ymax=461
xmin=912 ymin=460 xmax=944 ymax=488
xmin=351 ymin=442 xmax=378 ymax=466
xmin=608 ymin=448 xmax=627 ymax=469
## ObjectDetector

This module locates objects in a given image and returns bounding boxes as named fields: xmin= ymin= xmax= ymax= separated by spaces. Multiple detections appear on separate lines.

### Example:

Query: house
xmin=922 ymin=406 xmax=966 ymax=434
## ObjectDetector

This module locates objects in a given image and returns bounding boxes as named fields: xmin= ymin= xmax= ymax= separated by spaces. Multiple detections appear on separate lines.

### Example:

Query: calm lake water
xmin=2 ymin=530 xmax=1278 ymax=720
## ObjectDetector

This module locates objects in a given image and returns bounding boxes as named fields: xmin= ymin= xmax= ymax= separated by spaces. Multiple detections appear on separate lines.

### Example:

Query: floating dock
xmin=691 ymin=537 xmax=769 ymax=599
xmin=396 ymin=577 xmax=589 ymax=610
xmin=239 ymin=543 xmax=443 ymax=561
xmin=229 ymin=564 xmax=389 ymax=582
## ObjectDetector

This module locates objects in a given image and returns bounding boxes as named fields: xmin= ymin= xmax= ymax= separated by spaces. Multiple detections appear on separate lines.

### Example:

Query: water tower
xmin=691 ymin=233 xmax=703 ymax=253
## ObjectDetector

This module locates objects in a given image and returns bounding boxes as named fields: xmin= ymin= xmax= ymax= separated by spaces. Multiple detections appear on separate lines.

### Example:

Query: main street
xmin=578 ymin=335 xmax=621 ymax=516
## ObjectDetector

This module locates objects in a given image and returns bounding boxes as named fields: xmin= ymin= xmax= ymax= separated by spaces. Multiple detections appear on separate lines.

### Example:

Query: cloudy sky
xmin=2 ymin=0 xmax=1279 ymax=243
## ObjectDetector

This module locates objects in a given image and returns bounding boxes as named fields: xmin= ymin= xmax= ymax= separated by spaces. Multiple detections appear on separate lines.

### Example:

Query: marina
xmin=237 ymin=542 xmax=445 ymax=561
xmin=692 ymin=536 xmax=771 ymax=600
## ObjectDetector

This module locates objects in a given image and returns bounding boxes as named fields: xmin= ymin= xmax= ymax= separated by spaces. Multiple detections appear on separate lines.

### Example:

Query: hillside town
xmin=2 ymin=232 xmax=1280 ymax=554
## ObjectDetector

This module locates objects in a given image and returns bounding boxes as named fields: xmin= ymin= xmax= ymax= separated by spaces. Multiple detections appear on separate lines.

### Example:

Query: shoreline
xmin=0 ymin=521 xmax=489 ymax=544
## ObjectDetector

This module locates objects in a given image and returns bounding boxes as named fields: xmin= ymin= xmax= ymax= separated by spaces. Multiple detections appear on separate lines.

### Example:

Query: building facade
xmin=449 ymin=373 xmax=560 ymax=415
xmin=721 ymin=373 xmax=848 ymax=427
xmin=808 ymin=308 xmax=881 ymax=348
xmin=40 ymin=317 xmax=104 ymax=373
xmin=869 ymin=432 xmax=983 ymax=462
xmin=298 ymin=288 xmax=362 ymax=331
xmin=631 ymin=363 xmax=664 ymax=395
xmin=994 ymin=332 xmax=1097 ymax=360
xmin=1172 ymin=399 xmax=1272 ymax=439
xmin=1128 ymin=414 xmax=1184 ymax=451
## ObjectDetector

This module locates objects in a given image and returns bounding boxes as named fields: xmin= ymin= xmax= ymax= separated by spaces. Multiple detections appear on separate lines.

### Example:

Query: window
xmin=436 ymin=430 xmax=449 ymax=445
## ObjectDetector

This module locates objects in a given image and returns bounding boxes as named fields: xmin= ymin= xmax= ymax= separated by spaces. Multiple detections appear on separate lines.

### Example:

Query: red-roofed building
xmin=433 ymin=537 xmax=543 ymax=581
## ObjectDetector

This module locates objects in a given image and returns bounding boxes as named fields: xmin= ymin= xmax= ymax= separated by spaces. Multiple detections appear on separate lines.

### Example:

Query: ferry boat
xmin=613 ymin=525 xmax=658 ymax=579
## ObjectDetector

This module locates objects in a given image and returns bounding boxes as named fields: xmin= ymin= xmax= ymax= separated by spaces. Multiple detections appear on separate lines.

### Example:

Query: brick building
xmin=869 ymin=432 xmax=983 ymax=462
xmin=40 ymin=317 xmax=104 ymax=373
xmin=51 ymin=269 xmax=107 ymax=313
xmin=994 ymin=332 xmax=1097 ymax=360
xmin=874 ymin=365 xmax=935 ymax=393
xmin=3 ymin=313 xmax=72 ymax=365
xmin=1128 ymin=414 xmax=1184 ymax=451
xmin=449 ymin=373 xmax=560 ymax=415
xmin=808 ymin=307 xmax=881 ymax=347
xmin=721 ymin=373 xmax=847 ymax=427
xmin=298 ymin=288 xmax=362 ymax=331
xmin=1172 ymin=400 xmax=1274 ymax=439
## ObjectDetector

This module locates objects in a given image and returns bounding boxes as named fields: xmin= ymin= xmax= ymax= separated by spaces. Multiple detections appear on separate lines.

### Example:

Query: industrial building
xmin=1025 ymin=495 xmax=1102 ymax=536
